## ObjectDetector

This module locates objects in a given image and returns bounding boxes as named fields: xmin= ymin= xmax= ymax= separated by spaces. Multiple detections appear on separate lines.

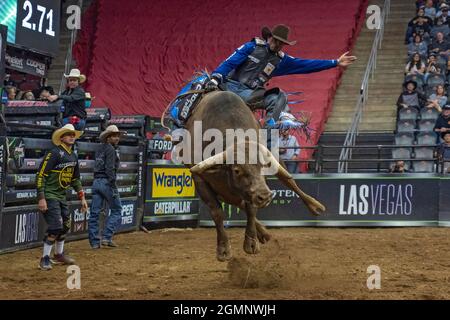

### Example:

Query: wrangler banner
xmin=144 ymin=160 xmax=199 ymax=228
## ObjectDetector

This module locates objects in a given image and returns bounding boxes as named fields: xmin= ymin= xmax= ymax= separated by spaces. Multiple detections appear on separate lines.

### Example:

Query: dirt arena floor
xmin=1 ymin=227 xmax=450 ymax=300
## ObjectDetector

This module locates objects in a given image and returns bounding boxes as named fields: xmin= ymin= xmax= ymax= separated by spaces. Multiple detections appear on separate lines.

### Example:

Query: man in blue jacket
xmin=171 ymin=24 xmax=357 ymax=128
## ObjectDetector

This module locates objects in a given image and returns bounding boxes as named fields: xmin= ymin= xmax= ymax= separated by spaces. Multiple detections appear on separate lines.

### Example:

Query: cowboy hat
xmin=265 ymin=24 xmax=297 ymax=46
xmin=403 ymin=80 xmax=418 ymax=90
xmin=64 ymin=68 xmax=86 ymax=84
xmin=52 ymin=124 xmax=83 ymax=146
xmin=99 ymin=125 xmax=126 ymax=142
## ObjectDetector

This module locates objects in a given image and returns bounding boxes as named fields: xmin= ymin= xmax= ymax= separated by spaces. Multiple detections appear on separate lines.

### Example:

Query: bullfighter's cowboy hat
xmin=99 ymin=125 xmax=126 ymax=142
xmin=52 ymin=124 xmax=83 ymax=146
xmin=64 ymin=68 xmax=86 ymax=84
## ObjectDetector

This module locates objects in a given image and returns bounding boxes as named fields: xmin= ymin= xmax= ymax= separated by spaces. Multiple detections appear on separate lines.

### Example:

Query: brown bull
xmin=178 ymin=90 xmax=325 ymax=261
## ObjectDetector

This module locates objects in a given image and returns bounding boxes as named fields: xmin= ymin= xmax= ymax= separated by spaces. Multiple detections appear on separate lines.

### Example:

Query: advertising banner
xmin=199 ymin=175 xmax=442 ymax=227
xmin=439 ymin=178 xmax=450 ymax=226
xmin=0 ymin=197 xmax=139 ymax=253
xmin=5 ymin=46 xmax=48 ymax=77
xmin=144 ymin=161 xmax=199 ymax=225
xmin=0 ymin=205 xmax=45 ymax=250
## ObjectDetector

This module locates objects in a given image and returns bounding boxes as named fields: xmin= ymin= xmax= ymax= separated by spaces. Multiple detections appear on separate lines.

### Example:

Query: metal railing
xmin=338 ymin=0 xmax=391 ymax=173
xmin=59 ymin=0 xmax=84 ymax=94
xmin=281 ymin=143 xmax=449 ymax=174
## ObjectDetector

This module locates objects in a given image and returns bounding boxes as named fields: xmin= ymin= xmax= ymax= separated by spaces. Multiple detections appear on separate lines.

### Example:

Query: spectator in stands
xmin=22 ymin=90 xmax=35 ymax=101
xmin=424 ymin=53 xmax=443 ymax=82
xmin=47 ymin=69 xmax=86 ymax=130
xmin=409 ymin=15 xmax=432 ymax=44
xmin=426 ymin=84 xmax=447 ymax=111
xmin=429 ymin=32 xmax=450 ymax=58
xmin=407 ymin=7 xmax=433 ymax=44
xmin=405 ymin=53 xmax=426 ymax=77
xmin=397 ymin=80 xmax=427 ymax=112
xmin=434 ymin=104 xmax=450 ymax=136
xmin=431 ymin=16 xmax=450 ymax=38
xmin=408 ymin=35 xmax=429 ymax=58
xmin=38 ymin=86 xmax=55 ymax=101
xmin=89 ymin=125 xmax=125 ymax=249
xmin=446 ymin=58 xmax=450 ymax=74
xmin=5 ymin=86 xmax=17 ymax=100
xmin=277 ymin=129 xmax=300 ymax=173
xmin=409 ymin=7 xmax=434 ymax=27
xmin=3 ymin=74 xmax=17 ymax=87
xmin=436 ymin=3 xmax=450 ymax=22
xmin=416 ymin=1 xmax=426 ymax=10
xmin=425 ymin=0 xmax=437 ymax=20
xmin=389 ymin=160 xmax=410 ymax=173
xmin=85 ymin=92 xmax=93 ymax=108
xmin=425 ymin=53 xmax=442 ymax=74
xmin=437 ymin=131 xmax=450 ymax=172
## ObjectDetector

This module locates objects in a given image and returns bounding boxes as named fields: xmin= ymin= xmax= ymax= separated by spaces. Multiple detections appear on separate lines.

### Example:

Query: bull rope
xmin=160 ymin=70 xmax=213 ymax=130
xmin=160 ymin=89 xmax=206 ymax=130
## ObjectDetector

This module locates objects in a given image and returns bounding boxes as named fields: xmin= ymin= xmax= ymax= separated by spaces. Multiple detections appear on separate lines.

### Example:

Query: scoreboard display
xmin=0 ymin=0 xmax=60 ymax=57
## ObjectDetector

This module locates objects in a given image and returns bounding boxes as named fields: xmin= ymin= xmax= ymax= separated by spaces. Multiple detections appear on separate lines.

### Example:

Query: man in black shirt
xmin=429 ymin=32 xmax=450 ymax=57
xmin=88 ymin=125 xmax=125 ymax=249
xmin=434 ymin=105 xmax=450 ymax=139
xmin=48 ymin=69 xmax=87 ymax=130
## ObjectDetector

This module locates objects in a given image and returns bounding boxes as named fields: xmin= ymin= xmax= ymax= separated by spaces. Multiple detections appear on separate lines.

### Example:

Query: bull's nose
xmin=255 ymin=191 xmax=273 ymax=207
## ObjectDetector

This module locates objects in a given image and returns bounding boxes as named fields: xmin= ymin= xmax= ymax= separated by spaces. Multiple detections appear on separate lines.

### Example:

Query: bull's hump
xmin=198 ymin=91 xmax=258 ymax=127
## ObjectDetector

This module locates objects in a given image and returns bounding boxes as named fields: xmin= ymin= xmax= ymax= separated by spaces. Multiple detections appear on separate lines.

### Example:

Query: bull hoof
xmin=257 ymin=231 xmax=271 ymax=244
xmin=216 ymin=243 xmax=232 ymax=262
xmin=307 ymin=199 xmax=326 ymax=216
xmin=243 ymin=234 xmax=260 ymax=254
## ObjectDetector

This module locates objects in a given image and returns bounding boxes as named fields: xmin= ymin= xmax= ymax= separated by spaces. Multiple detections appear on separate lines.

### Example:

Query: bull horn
xmin=190 ymin=150 xmax=227 ymax=174
xmin=258 ymin=143 xmax=326 ymax=216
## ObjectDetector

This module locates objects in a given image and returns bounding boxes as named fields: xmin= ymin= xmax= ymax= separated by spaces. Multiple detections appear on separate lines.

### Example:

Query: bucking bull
xmin=174 ymin=90 xmax=326 ymax=261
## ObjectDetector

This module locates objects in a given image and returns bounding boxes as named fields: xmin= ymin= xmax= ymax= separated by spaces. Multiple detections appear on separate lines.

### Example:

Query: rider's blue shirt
xmin=213 ymin=40 xmax=338 ymax=79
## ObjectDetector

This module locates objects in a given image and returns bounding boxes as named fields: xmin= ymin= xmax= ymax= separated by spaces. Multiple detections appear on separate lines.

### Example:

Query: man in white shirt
xmin=277 ymin=129 xmax=300 ymax=173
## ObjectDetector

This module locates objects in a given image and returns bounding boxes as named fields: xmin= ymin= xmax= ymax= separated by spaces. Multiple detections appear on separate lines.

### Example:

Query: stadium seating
xmin=414 ymin=146 xmax=435 ymax=159
xmin=397 ymin=119 xmax=417 ymax=133
xmin=426 ymin=74 xmax=446 ymax=87
xmin=395 ymin=132 xmax=415 ymax=146
xmin=420 ymin=107 xmax=440 ymax=121
xmin=418 ymin=119 xmax=436 ymax=132
xmin=398 ymin=107 xmax=419 ymax=121
xmin=412 ymin=160 xmax=435 ymax=173
xmin=392 ymin=147 xmax=412 ymax=160
xmin=416 ymin=131 xmax=437 ymax=145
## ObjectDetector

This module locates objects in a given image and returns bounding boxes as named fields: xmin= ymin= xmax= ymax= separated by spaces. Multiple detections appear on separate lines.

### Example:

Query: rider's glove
xmin=204 ymin=74 xmax=222 ymax=92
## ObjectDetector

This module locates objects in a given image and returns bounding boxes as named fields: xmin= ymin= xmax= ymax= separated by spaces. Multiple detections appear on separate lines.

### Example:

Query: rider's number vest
xmin=229 ymin=38 xmax=284 ymax=89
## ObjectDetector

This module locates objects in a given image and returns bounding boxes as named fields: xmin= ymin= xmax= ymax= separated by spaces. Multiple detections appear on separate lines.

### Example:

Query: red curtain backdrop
xmin=73 ymin=0 xmax=368 ymax=167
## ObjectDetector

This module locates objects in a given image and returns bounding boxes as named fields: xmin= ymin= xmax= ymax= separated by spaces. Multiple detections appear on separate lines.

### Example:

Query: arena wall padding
xmin=199 ymin=174 xmax=448 ymax=227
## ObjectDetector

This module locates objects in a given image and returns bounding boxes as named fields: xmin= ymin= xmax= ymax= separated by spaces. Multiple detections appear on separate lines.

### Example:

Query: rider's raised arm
xmin=272 ymin=54 xmax=338 ymax=76
xmin=212 ymin=41 xmax=257 ymax=79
